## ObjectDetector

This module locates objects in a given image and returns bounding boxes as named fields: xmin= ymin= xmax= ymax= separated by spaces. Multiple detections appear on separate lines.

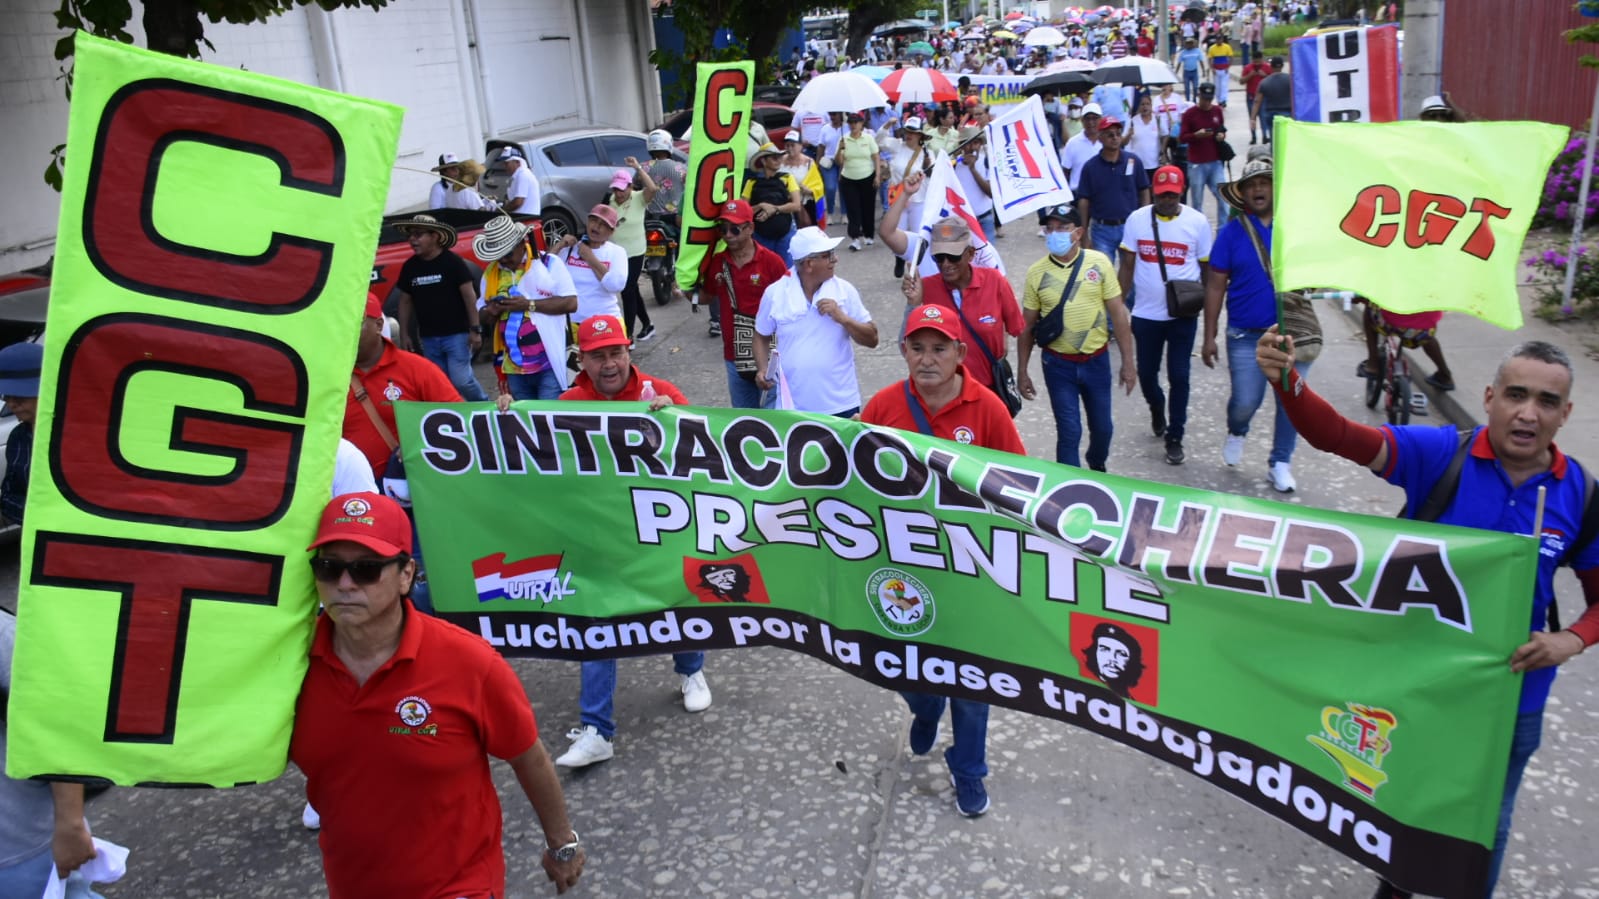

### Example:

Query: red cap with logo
xmin=577 ymin=314 xmax=632 ymax=352
xmin=904 ymin=304 xmax=962 ymax=342
xmin=365 ymin=291 xmax=383 ymax=319
xmin=1152 ymin=165 xmax=1186 ymax=195
xmin=309 ymin=493 xmax=413 ymax=556
xmin=718 ymin=199 xmax=754 ymax=225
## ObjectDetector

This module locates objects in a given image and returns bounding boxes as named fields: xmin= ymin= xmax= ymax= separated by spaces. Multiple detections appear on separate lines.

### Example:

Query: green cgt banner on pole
xmin=397 ymin=400 xmax=1536 ymax=898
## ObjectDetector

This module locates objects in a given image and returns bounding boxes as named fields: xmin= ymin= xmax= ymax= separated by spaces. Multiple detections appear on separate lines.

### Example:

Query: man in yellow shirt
xmin=1207 ymin=36 xmax=1235 ymax=107
xmin=1017 ymin=204 xmax=1136 ymax=471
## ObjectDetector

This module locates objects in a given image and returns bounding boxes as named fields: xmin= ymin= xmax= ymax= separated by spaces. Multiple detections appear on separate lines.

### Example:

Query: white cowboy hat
xmin=471 ymin=215 xmax=529 ymax=260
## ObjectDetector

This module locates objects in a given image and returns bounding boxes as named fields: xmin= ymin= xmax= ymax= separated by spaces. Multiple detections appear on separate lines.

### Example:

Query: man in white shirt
xmin=952 ymin=126 xmax=996 ymax=239
xmin=501 ymin=147 xmax=540 ymax=216
xmin=1118 ymin=165 xmax=1212 ymax=466
xmin=753 ymin=227 xmax=879 ymax=416
xmin=791 ymin=109 xmax=829 ymax=158
xmin=818 ymin=111 xmax=846 ymax=220
xmin=1059 ymin=102 xmax=1103 ymax=192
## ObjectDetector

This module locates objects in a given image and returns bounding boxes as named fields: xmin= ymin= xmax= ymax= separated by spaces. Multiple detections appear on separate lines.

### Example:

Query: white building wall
xmin=0 ymin=0 xmax=657 ymax=273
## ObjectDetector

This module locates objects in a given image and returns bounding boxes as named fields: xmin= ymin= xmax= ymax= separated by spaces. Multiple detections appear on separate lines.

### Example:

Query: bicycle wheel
xmin=1364 ymin=366 xmax=1381 ymax=409
xmin=1386 ymin=373 xmax=1411 ymax=425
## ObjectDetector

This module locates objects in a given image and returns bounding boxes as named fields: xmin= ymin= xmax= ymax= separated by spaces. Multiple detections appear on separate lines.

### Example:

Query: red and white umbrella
xmin=1004 ymin=10 xmax=1024 ymax=19
xmin=880 ymin=67 xmax=958 ymax=104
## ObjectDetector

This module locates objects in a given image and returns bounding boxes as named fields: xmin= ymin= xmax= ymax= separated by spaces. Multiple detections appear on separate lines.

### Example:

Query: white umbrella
xmin=1022 ymin=26 xmax=1067 ymax=47
xmin=1092 ymin=55 xmax=1179 ymax=86
xmin=1044 ymin=57 xmax=1098 ymax=73
xmin=792 ymin=71 xmax=891 ymax=113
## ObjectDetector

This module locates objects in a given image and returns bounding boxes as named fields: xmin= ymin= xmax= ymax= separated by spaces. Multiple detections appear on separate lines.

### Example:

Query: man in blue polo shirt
xmin=1200 ymin=156 xmax=1310 ymax=493
xmin=1256 ymin=336 xmax=1599 ymax=899
xmin=1075 ymin=117 xmax=1151 ymax=262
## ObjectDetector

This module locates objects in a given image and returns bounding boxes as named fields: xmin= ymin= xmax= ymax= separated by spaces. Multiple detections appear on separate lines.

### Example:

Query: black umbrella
xmin=1022 ymin=71 xmax=1098 ymax=96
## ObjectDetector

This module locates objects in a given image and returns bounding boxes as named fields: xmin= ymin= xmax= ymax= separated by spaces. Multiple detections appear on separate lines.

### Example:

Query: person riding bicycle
xmin=1356 ymin=298 xmax=1457 ymax=392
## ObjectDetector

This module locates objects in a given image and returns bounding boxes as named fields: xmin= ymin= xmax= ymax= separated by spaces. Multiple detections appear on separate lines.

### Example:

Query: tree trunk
xmin=142 ymin=0 xmax=207 ymax=57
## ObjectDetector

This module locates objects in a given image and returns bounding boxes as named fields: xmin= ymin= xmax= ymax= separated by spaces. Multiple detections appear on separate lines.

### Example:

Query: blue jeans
xmin=406 ymin=508 xmax=432 ymax=614
xmin=1041 ymin=350 xmax=1114 ymax=469
xmin=506 ymin=369 xmax=563 ymax=401
xmin=1188 ymin=160 xmax=1227 ymax=224
xmin=821 ymin=165 xmax=840 ymax=219
xmin=579 ymin=653 xmax=705 ymax=738
xmin=1226 ymin=328 xmax=1310 ymax=466
xmin=901 ymin=692 xmax=989 ymax=780
xmin=725 ymin=360 xmax=775 ymax=409
xmin=754 ymin=226 xmax=795 ymax=268
xmin=421 ymin=332 xmax=488 ymax=401
xmin=1183 ymin=69 xmax=1200 ymax=101
xmin=0 ymin=846 xmax=106 ymax=899
xmin=1486 ymin=711 xmax=1543 ymax=896
xmin=1089 ymin=222 xmax=1124 ymax=261
xmin=1260 ymin=108 xmax=1287 ymax=143
xmin=1131 ymin=315 xmax=1197 ymax=444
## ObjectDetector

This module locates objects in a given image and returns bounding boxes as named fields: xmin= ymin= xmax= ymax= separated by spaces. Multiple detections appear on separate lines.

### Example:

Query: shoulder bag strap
xmin=902 ymin=381 xmax=936 ymax=436
xmin=1410 ymin=429 xmax=1473 ymax=523
xmin=350 ymin=373 xmax=401 ymax=452
xmin=1150 ymin=207 xmax=1172 ymax=285
xmin=1239 ymin=214 xmax=1274 ymax=289
xmin=1040 ymin=250 xmax=1088 ymax=331
xmin=947 ymin=292 xmax=999 ymax=369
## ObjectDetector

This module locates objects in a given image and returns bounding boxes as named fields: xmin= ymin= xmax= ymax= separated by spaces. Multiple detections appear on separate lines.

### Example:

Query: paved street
xmin=10 ymin=95 xmax=1599 ymax=898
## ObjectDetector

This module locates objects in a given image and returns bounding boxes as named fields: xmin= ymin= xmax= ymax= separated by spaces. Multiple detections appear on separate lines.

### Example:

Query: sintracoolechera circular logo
xmin=866 ymin=568 xmax=935 ymax=637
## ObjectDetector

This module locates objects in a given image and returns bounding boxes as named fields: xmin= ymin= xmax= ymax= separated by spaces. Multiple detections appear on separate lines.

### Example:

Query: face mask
xmin=1045 ymin=230 xmax=1076 ymax=256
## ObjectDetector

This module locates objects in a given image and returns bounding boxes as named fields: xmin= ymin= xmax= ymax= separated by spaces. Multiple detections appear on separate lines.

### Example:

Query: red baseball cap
xmin=365 ymin=291 xmax=383 ymax=319
xmin=1152 ymin=165 xmax=1186 ymax=195
xmin=577 ymin=314 xmax=631 ymax=352
xmin=1097 ymin=115 xmax=1123 ymax=131
xmin=309 ymin=493 xmax=413 ymax=556
xmin=904 ymin=304 xmax=962 ymax=342
xmin=718 ymin=199 xmax=754 ymax=225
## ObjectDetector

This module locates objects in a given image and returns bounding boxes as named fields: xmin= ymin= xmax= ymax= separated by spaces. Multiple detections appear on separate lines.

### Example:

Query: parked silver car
xmin=480 ymin=128 xmax=679 ymax=243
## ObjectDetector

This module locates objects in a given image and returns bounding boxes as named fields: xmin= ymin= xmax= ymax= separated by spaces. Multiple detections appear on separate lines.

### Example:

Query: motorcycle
xmin=644 ymin=217 xmax=679 ymax=306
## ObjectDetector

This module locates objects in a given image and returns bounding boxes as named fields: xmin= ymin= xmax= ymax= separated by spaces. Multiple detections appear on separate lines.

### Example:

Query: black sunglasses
xmin=932 ymin=253 xmax=966 ymax=266
xmin=310 ymin=555 xmax=406 ymax=585
xmin=719 ymin=222 xmax=748 ymax=235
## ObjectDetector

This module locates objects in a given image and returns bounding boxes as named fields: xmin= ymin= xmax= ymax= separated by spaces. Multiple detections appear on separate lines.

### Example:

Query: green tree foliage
xmin=842 ymin=0 xmax=923 ymax=60
xmin=648 ymin=0 xmax=812 ymax=109
xmin=47 ymin=0 xmax=390 ymax=188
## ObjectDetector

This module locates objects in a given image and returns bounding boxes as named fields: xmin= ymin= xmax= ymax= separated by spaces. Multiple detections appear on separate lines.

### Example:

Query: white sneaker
xmin=850 ymin=238 xmax=863 ymax=251
xmin=1223 ymin=434 xmax=1245 ymax=466
xmin=301 ymin=802 xmax=321 ymax=830
xmin=1269 ymin=462 xmax=1297 ymax=493
xmin=681 ymin=671 xmax=712 ymax=712
xmin=864 ymin=237 xmax=875 ymax=246
xmin=554 ymin=726 xmax=614 ymax=767
xmin=1037 ymin=227 xmax=1046 ymax=237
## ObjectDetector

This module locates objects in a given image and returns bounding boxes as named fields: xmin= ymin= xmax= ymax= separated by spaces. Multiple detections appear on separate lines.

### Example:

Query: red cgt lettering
xmin=82 ymin=79 xmax=343 ymax=314
xmin=1340 ymin=185 xmax=1513 ymax=261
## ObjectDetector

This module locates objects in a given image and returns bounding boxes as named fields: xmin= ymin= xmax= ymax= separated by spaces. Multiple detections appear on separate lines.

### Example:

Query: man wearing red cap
xmin=545 ymin=315 xmax=711 ymax=768
xmin=861 ymin=305 xmax=1024 ymax=819
xmin=899 ymin=216 xmax=1023 ymax=398
xmin=345 ymin=292 xmax=462 ymax=480
xmin=680 ymin=200 xmax=787 ymax=408
xmin=292 ymin=493 xmax=584 ymax=898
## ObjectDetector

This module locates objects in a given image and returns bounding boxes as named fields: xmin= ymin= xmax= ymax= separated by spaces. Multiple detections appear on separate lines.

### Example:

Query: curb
xmin=1338 ymin=305 xmax=1479 ymax=431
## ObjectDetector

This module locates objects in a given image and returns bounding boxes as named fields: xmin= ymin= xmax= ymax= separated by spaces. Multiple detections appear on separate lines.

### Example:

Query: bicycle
xmin=1354 ymin=300 xmax=1430 ymax=426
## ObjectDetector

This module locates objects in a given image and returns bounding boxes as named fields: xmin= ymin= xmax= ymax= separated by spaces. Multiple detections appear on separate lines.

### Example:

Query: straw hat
xmin=471 ymin=215 xmax=529 ymax=260
xmin=394 ymin=213 xmax=458 ymax=249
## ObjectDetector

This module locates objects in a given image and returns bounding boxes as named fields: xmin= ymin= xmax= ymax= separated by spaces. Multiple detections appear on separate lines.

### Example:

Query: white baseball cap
xmin=790 ymin=226 xmax=845 ymax=261
xmin=1082 ymin=102 xmax=1104 ymax=117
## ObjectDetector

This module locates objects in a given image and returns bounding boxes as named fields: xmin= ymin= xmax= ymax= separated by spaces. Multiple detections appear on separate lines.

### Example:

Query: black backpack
xmin=1411 ymin=430 xmax=1599 ymax=630
xmin=746 ymin=172 xmax=794 ymax=239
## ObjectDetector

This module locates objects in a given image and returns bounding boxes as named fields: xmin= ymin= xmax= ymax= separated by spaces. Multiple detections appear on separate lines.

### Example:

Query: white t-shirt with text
xmin=1119 ymin=204 xmax=1213 ymax=322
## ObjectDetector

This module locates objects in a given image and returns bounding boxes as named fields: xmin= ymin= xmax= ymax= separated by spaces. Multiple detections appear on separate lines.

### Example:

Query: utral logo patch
xmin=866 ymin=568 xmax=935 ymax=636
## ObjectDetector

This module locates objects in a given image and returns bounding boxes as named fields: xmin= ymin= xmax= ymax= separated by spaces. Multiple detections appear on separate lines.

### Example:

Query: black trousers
xmin=621 ymin=254 xmax=650 ymax=334
xmin=839 ymin=175 xmax=876 ymax=239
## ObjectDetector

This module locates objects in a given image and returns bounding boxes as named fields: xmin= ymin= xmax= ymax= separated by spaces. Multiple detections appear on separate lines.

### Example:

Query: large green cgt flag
xmin=1273 ymin=119 xmax=1567 ymax=331
xmin=6 ymin=34 xmax=401 ymax=787
xmin=398 ymin=401 xmax=1537 ymax=898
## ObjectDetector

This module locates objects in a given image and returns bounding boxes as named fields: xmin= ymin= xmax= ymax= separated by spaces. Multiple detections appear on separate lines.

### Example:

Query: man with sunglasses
xmin=900 ymin=217 xmax=1023 ymax=398
xmin=293 ymin=493 xmax=584 ymax=898
xmin=680 ymin=200 xmax=787 ymax=408
xmin=754 ymin=227 xmax=879 ymax=417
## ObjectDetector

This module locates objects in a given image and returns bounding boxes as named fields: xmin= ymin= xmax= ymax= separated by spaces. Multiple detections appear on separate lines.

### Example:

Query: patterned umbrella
xmin=880 ymin=67 xmax=959 ymax=104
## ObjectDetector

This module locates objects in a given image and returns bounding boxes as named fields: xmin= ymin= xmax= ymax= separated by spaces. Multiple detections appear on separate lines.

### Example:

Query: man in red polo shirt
xmin=291 ymin=493 xmax=584 ymax=898
xmin=860 ymin=305 xmax=1023 ymax=820
xmin=345 ymin=292 xmax=463 ymax=479
xmin=899 ymin=217 xmax=1023 ymax=398
xmin=682 ymin=199 xmax=788 ymax=408
xmin=544 ymin=314 xmax=711 ymax=769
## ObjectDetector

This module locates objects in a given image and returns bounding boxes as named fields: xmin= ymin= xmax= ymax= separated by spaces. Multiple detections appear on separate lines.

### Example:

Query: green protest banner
xmin=6 ymin=34 xmax=402 ymax=786
xmin=674 ymin=61 xmax=755 ymax=291
xmin=398 ymin=401 xmax=1535 ymax=897
xmin=1274 ymin=120 xmax=1566 ymax=330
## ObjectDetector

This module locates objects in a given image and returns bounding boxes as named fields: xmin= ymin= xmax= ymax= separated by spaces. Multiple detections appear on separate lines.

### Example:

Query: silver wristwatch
xmin=547 ymin=829 xmax=580 ymax=863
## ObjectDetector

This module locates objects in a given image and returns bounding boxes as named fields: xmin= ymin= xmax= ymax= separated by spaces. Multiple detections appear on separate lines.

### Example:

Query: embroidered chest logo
xmin=383 ymin=381 xmax=402 ymax=402
xmin=1085 ymin=269 xmax=1101 ymax=282
xmin=953 ymin=426 xmax=975 ymax=444
xmin=390 ymin=696 xmax=438 ymax=735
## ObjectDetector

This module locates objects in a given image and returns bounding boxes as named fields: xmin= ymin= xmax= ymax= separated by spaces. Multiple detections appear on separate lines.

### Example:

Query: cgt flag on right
xmin=1272 ymin=120 xmax=1568 ymax=331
